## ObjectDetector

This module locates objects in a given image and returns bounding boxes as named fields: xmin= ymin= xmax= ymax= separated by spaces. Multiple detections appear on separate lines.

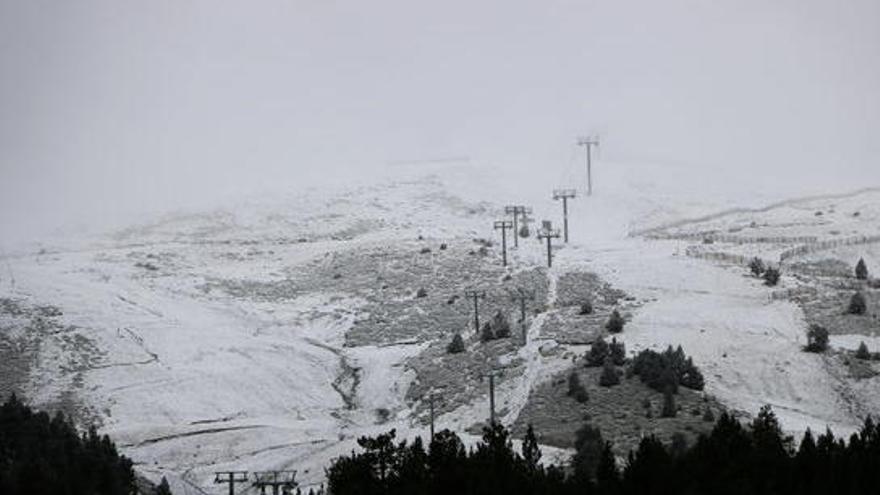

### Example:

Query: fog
xmin=2 ymin=0 xmax=879 ymax=243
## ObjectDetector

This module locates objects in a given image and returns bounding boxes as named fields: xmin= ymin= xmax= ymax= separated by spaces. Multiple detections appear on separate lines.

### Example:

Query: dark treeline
xmin=326 ymin=406 xmax=880 ymax=495
xmin=0 ymin=394 xmax=136 ymax=495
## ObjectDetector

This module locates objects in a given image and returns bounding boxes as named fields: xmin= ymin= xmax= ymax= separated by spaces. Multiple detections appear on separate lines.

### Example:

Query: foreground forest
xmin=327 ymin=406 xmax=880 ymax=495
xmin=0 ymin=395 xmax=136 ymax=495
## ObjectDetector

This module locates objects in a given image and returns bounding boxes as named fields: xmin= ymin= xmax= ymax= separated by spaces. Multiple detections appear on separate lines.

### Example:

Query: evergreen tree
xmin=702 ymin=407 xmax=715 ymax=422
xmin=480 ymin=321 xmax=495 ymax=342
xmin=669 ymin=432 xmax=688 ymax=458
xmin=605 ymin=310 xmax=625 ymax=333
xmin=572 ymin=424 xmax=605 ymax=484
xmin=623 ymin=436 xmax=673 ymax=495
xmin=586 ymin=336 xmax=610 ymax=367
xmin=848 ymin=292 xmax=867 ymax=315
xmin=661 ymin=389 xmax=676 ymax=418
xmin=856 ymin=341 xmax=871 ymax=360
xmin=749 ymin=257 xmax=766 ymax=277
xmin=157 ymin=477 xmax=173 ymax=495
xmin=630 ymin=345 xmax=704 ymax=393
xmin=595 ymin=441 xmax=619 ymax=494
xmin=521 ymin=424 xmax=542 ymax=474
xmin=579 ymin=300 xmax=594 ymax=315
xmin=609 ymin=337 xmax=626 ymax=365
xmin=763 ymin=267 xmax=781 ymax=286
xmin=568 ymin=371 xmax=589 ymax=403
xmin=805 ymin=324 xmax=829 ymax=352
xmin=0 ymin=394 xmax=135 ymax=495
xmin=856 ymin=258 xmax=869 ymax=280
xmin=680 ymin=357 xmax=705 ymax=390
xmin=447 ymin=333 xmax=466 ymax=354
xmin=599 ymin=357 xmax=620 ymax=387
xmin=492 ymin=311 xmax=511 ymax=338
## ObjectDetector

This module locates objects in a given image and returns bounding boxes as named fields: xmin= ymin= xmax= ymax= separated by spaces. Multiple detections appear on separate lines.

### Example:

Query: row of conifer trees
xmin=326 ymin=406 xmax=880 ymax=495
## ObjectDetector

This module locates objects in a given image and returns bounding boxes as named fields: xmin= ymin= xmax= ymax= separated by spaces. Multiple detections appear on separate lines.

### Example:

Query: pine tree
xmin=480 ymin=321 xmax=495 ymax=342
xmin=661 ymin=389 xmax=676 ymax=418
xmin=568 ymin=371 xmax=589 ymax=403
xmin=763 ymin=267 xmax=781 ymax=286
xmin=669 ymin=432 xmax=688 ymax=458
xmin=609 ymin=337 xmax=626 ymax=365
xmin=605 ymin=310 xmax=625 ymax=333
xmin=805 ymin=324 xmax=829 ymax=352
xmin=579 ymin=300 xmax=594 ymax=315
xmin=157 ymin=477 xmax=173 ymax=495
xmin=586 ymin=336 xmax=610 ymax=367
xmin=749 ymin=257 xmax=766 ymax=277
xmin=595 ymin=441 xmax=619 ymax=493
xmin=702 ymin=407 xmax=715 ymax=422
xmin=447 ymin=333 xmax=465 ymax=354
xmin=680 ymin=357 xmax=705 ymax=390
xmin=856 ymin=341 xmax=870 ymax=360
xmin=848 ymin=292 xmax=867 ymax=315
xmin=855 ymin=258 xmax=869 ymax=280
xmin=492 ymin=311 xmax=511 ymax=338
xmin=572 ymin=424 xmax=605 ymax=483
xmin=521 ymin=424 xmax=542 ymax=473
xmin=599 ymin=357 xmax=620 ymax=387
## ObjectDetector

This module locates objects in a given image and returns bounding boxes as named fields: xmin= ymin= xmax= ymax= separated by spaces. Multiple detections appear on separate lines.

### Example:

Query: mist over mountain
xmin=2 ymin=0 xmax=878 ymax=243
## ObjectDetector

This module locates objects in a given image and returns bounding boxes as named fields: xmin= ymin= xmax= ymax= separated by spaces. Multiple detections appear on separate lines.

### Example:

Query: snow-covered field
xmin=2 ymin=162 xmax=879 ymax=492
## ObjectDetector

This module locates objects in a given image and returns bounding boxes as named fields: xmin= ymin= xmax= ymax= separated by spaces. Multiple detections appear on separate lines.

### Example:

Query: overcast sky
xmin=2 ymin=0 xmax=878 ymax=241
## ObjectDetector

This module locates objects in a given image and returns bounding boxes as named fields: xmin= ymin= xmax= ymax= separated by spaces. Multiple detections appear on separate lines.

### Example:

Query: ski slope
xmin=1 ymin=161 xmax=878 ymax=491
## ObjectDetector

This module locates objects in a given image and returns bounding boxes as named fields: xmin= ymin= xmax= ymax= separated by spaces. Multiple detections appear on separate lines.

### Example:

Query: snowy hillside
xmin=2 ymin=162 xmax=879 ymax=492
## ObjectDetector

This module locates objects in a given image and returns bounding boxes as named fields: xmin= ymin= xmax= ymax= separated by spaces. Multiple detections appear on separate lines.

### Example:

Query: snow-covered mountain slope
xmin=1 ymin=162 xmax=878 ymax=492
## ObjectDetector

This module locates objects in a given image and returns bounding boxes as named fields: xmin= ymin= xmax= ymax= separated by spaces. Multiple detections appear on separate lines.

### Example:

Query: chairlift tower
xmin=214 ymin=472 xmax=249 ymax=495
xmin=493 ymin=220 xmax=514 ymax=266
xmin=464 ymin=289 xmax=486 ymax=334
xmin=509 ymin=287 xmax=536 ymax=345
xmin=481 ymin=369 xmax=504 ymax=425
xmin=537 ymin=221 xmax=561 ymax=268
xmin=252 ymin=471 xmax=298 ymax=495
xmin=424 ymin=389 xmax=444 ymax=439
xmin=503 ymin=205 xmax=532 ymax=247
xmin=577 ymin=136 xmax=600 ymax=196
xmin=552 ymin=189 xmax=577 ymax=243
